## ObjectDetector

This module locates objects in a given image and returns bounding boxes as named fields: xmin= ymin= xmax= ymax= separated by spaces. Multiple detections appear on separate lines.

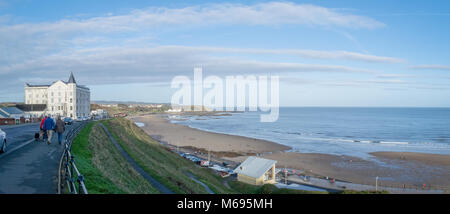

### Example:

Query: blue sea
xmin=169 ymin=107 xmax=450 ymax=159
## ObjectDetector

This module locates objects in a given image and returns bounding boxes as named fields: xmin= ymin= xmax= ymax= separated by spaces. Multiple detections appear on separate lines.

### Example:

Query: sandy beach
xmin=131 ymin=114 xmax=450 ymax=192
xmin=131 ymin=114 xmax=291 ymax=156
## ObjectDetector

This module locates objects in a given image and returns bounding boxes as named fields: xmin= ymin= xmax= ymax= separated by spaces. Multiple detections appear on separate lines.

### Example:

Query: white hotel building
xmin=24 ymin=72 xmax=90 ymax=119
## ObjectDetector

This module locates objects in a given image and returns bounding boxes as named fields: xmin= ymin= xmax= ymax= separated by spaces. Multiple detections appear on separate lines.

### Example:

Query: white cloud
xmin=1 ymin=46 xmax=374 ymax=78
xmin=410 ymin=65 xmax=450 ymax=71
xmin=0 ymin=2 xmax=392 ymax=98
xmin=163 ymin=46 xmax=403 ymax=63
xmin=376 ymin=74 xmax=415 ymax=78
xmin=0 ymin=2 xmax=389 ymax=67
xmin=0 ymin=2 xmax=385 ymax=34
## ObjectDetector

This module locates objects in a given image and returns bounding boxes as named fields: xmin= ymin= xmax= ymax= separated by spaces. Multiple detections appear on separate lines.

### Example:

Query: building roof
xmin=0 ymin=111 xmax=8 ymax=118
xmin=0 ymin=107 xmax=24 ymax=116
xmin=25 ymin=83 xmax=50 ymax=88
xmin=26 ymin=72 xmax=88 ymax=90
xmin=68 ymin=72 xmax=76 ymax=84
xmin=233 ymin=156 xmax=277 ymax=178
xmin=16 ymin=104 xmax=47 ymax=112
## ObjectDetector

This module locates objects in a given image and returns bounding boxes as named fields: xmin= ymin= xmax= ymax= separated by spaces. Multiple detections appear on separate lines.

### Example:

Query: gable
xmin=49 ymin=80 xmax=68 ymax=89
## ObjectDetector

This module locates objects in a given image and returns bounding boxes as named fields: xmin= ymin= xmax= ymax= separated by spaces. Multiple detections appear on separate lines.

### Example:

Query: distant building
xmin=113 ymin=113 xmax=127 ymax=118
xmin=166 ymin=108 xmax=182 ymax=113
xmin=15 ymin=104 xmax=47 ymax=119
xmin=233 ymin=156 xmax=277 ymax=185
xmin=91 ymin=109 xmax=109 ymax=119
xmin=24 ymin=72 xmax=90 ymax=119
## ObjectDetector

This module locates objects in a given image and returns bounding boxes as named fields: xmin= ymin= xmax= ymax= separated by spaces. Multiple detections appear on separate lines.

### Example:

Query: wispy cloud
xmin=0 ymin=2 xmax=385 ymax=33
xmin=376 ymin=74 xmax=416 ymax=78
xmin=166 ymin=46 xmax=403 ymax=63
xmin=1 ymin=46 xmax=374 ymax=79
xmin=410 ymin=65 xmax=450 ymax=71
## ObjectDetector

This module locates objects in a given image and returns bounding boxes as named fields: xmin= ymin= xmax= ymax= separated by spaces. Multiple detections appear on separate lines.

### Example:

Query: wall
xmin=237 ymin=173 xmax=265 ymax=185
xmin=0 ymin=118 xmax=16 ymax=125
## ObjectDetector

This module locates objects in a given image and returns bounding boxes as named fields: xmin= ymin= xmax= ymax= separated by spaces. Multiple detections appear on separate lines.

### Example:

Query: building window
xmin=70 ymin=98 xmax=72 ymax=103
xmin=70 ymin=106 xmax=72 ymax=110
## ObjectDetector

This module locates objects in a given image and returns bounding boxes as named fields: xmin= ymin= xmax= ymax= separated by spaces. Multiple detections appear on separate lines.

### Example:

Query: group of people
xmin=39 ymin=116 xmax=65 ymax=145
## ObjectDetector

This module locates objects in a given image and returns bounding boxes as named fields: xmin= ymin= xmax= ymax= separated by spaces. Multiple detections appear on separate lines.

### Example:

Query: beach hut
xmin=233 ymin=156 xmax=277 ymax=185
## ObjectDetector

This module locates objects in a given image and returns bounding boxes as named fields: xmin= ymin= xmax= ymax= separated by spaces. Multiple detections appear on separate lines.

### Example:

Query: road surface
xmin=0 ymin=122 xmax=83 ymax=194
xmin=1 ymin=122 xmax=40 ymax=152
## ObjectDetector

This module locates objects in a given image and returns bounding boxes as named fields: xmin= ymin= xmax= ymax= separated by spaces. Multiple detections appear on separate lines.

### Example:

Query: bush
xmin=257 ymin=184 xmax=279 ymax=194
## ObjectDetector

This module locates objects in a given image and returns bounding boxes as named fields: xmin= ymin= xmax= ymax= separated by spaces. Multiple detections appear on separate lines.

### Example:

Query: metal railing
xmin=58 ymin=122 xmax=88 ymax=194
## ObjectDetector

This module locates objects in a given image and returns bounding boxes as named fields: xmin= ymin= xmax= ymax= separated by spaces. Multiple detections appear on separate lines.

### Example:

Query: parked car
xmin=0 ymin=128 xmax=6 ymax=153
xmin=64 ymin=117 xmax=73 ymax=125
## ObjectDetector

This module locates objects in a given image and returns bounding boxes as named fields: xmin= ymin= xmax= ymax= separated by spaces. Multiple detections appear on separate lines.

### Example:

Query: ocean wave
xmin=297 ymin=136 xmax=410 ymax=145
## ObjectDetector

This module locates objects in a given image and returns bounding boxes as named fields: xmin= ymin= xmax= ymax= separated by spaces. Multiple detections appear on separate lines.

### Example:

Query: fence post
xmin=77 ymin=174 xmax=85 ymax=194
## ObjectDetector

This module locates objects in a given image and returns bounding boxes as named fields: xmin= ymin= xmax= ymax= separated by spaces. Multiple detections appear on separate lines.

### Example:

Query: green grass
xmin=71 ymin=121 xmax=159 ymax=194
xmin=102 ymin=118 xmax=236 ymax=194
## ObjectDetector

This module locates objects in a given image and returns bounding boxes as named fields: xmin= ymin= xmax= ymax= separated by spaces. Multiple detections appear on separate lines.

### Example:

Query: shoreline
xmin=131 ymin=114 xmax=291 ymax=156
xmin=130 ymin=114 xmax=450 ymax=192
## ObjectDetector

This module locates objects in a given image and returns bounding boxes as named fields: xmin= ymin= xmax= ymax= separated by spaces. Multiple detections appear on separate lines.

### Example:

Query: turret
xmin=68 ymin=72 xmax=76 ymax=84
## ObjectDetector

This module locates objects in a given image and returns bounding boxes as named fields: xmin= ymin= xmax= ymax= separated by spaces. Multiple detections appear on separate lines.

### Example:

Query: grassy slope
xmin=102 ymin=118 xmax=234 ymax=194
xmin=71 ymin=121 xmax=159 ymax=193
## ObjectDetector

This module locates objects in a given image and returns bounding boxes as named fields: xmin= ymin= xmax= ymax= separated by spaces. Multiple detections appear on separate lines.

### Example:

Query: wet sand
xmin=131 ymin=114 xmax=450 ymax=192
xmin=371 ymin=152 xmax=450 ymax=166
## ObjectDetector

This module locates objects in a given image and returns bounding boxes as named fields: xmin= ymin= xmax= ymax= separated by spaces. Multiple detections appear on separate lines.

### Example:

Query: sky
xmin=0 ymin=0 xmax=449 ymax=107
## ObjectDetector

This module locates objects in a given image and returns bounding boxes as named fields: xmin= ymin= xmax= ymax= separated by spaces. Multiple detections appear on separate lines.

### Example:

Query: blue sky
xmin=0 ymin=0 xmax=449 ymax=106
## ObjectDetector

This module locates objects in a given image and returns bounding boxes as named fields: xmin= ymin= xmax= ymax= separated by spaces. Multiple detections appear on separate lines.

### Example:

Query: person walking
xmin=55 ymin=116 xmax=65 ymax=145
xmin=43 ymin=116 xmax=55 ymax=145
xmin=39 ymin=116 xmax=47 ymax=141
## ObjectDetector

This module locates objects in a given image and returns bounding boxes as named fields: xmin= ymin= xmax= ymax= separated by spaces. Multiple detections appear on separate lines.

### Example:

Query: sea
xmin=169 ymin=107 xmax=450 ymax=159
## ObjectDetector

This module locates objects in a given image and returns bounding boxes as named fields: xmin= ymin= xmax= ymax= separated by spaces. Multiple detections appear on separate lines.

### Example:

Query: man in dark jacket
xmin=55 ymin=116 xmax=65 ymax=145
xmin=43 ymin=116 xmax=55 ymax=145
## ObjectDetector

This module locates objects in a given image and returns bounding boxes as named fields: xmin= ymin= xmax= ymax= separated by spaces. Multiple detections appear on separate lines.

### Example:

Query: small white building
xmin=233 ymin=156 xmax=277 ymax=185
xmin=91 ymin=109 xmax=109 ymax=119
xmin=166 ymin=108 xmax=182 ymax=113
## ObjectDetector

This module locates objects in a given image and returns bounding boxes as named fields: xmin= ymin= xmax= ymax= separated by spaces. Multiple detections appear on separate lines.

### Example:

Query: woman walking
xmin=55 ymin=116 xmax=65 ymax=145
